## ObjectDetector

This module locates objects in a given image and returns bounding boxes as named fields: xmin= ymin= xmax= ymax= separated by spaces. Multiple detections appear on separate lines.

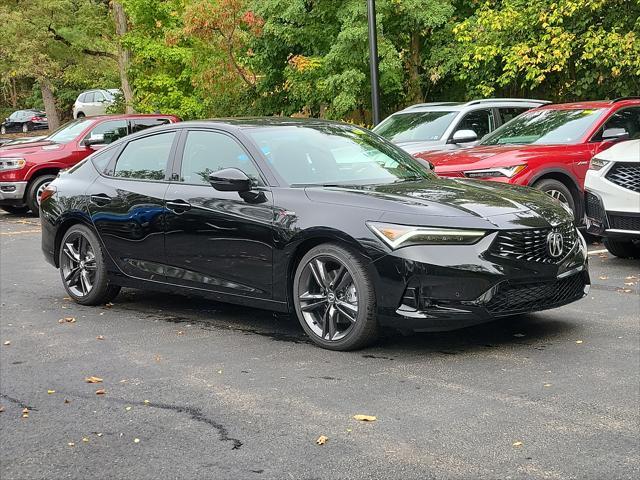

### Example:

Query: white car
xmin=72 ymin=89 xmax=121 ymax=118
xmin=585 ymin=139 xmax=640 ymax=258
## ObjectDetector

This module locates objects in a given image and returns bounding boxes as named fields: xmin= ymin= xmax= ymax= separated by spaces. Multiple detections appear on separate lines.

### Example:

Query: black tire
xmin=0 ymin=205 xmax=30 ymax=215
xmin=76 ymin=112 xmax=85 ymax=118
xmin=22 ymin=122 xmax=29 ymax=133
xmin=293 ymin=243 xmax=378 ymax=350
xmin=533 ymin=178 xmax=576 ymax=220
xmin=604 ymin=238 xmax=640 ymax=259
xmin=59 ymin=224 xmax=121 ymax=305
xmin=25 ymin=174 xmax=57 ymax=216
xmin=0 ymin=125 xmax=6 ymax=134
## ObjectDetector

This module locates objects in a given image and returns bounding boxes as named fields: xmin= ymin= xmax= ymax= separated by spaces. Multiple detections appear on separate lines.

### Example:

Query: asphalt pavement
xmin=1 ymin=212 xmax=639 ymax=480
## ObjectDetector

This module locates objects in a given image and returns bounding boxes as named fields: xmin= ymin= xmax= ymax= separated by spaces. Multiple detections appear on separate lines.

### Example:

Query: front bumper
xmin=585 ymin=189 xmax=640 ymax=238
xmin=0 ymin=181 xmax=27 ymax=203
xmin=372 ymin=230 xmax=590 ymax=332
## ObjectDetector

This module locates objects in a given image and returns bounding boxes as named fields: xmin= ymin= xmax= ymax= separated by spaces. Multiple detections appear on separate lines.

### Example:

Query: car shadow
xmin=113 ymin=289 xmax=578 ymax=356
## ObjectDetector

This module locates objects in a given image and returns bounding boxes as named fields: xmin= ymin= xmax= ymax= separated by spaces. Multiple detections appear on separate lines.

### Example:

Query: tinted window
xmin=455 ymin=109 xmax=495 ymax=138
xmin=498 ymin=107 xmax=528 ymax=125
xmin=47 ymin=119 xmax=93 ymax=144
xmin=112 ymin=132 xmax=176 ymax=181
xmin=91 ymin=145 xmax=119 ymax=172
xmin=130 ymin=118 xmax=172 ymax=134
xmin=180 ymin=130 xmax=262 ymax=185
xmin=8 ymin=112 xmax=19 ymax=120
xmin=593 ymin=107 xmax=640 ymax=141
xmin=374 ymin=111 xmax=458 ymax=142
xmin=246 ymin=124 xmax=433 ymax=186
xmin=84 ymin=120 xmax=128 ymax=145
xmin=481 ymin=108 xmax=605 ymax=145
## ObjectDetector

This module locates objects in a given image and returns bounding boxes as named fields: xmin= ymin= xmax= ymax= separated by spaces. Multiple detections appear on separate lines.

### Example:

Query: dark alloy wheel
xmin=59 ymin=224 xmax=120 ymax=305
xmin=293 ymin=244 xmax=378 ymax=350
xmin=604 ymin=238 xmax=640 ymax=259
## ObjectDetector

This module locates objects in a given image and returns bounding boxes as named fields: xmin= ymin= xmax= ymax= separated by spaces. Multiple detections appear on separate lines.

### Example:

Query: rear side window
xmin=85 ymin=92 xmax=95 ymax=103
xmin=112 ymin=132 xmax=176 ymax=181
xmin=78 ymin=93 xmax=86 ymax=103
xmin=130 ymin=118 xmax=172 ymax=134
xmin=91 ymin=146 xmax=119 ymax=173
xmin=498 ymin=107 xmax=528 ymax=125
xmin=94 ymin=91 xmax=105 ymax=102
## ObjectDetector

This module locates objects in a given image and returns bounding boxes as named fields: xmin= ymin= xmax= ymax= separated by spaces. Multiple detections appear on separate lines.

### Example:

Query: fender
xmin=527 ymin=166 xmax=582 ymax=192
xmin=25 ymin=161 xmax=69 ymax=181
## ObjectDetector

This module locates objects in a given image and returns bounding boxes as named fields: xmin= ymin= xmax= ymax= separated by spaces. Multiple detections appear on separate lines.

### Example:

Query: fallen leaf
xmin=85 ymin=376 xmax=103 ymax=384
xmin=63 ymin=297 xmax=71 ymax=300
xmin=625 ymin=275 xmax=637 ymax=280
xmin=353 ymin=414 xmax=377 ymax=422
xmin=47 ymin=389 xmax=55 ymax=394
xmin=177 ymin=331 xmax=184 ymax=335
xmin=0 ymin=405 xmax=4 ymax=413
xmin=624 ymin=282 xmax=635 ymax=286
xmin=143 ymin=400 xmax=150 ymax=405
xmin=543 ymin=383 xmax=552 ymax=387
xmin=63 ymin=317 xmax=76 ymax=323
xmin=598 ymin=275 xmax=608 ymax=280
xmin=125 ymin=406 xmax=132 ymax=411
xmin=104 ymin=302 xmax=114 ymax=308
xmin=68 ymin=442 xmax=75 ymax=447
xmin=64 ymin=399 xmax=71 ymax=404
xmin=3 ymin=341 xmax=10 ymax=346
xmin=621 ymin=289 xmax=633 ymax=293
xmin=21 ymin=408 xmax=29 ymax=418
xmin=82 ymin=437 xmax=89 ymax=443
xmin=217 ymin=370 xmax=223 ymax=374
xmin=95 ymin=389 xmax=106 ymax=395
xmin=575 ymin=340 xmax=583 ymax=344
xmin=96 ymin=433 xmax=103 ymax=437
xmin=96 ymin=335 xmax=105 ymax=340
xmin=316 ymin=435 xmax=329 ymax=445
xmin=134 ymin=438 xmax=140 ymax=443
xmin=512 ymin=441 xmax=523 ymax=447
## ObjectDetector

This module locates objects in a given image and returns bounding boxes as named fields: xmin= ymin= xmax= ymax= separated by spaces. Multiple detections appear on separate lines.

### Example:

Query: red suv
xmin=418 ymin=98 xmax=640 ymax=219
xmin=0 ymin=114 xmax=180 ymax=215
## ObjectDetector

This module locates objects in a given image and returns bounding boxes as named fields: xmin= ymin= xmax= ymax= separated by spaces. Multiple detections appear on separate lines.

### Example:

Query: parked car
xmin=41 ymin=118 xmax=589 ymax=351
xmin=72 ymin=89 xmax=121 ymax=118
xmin=372 ymin=99 xmax=548 ymax=155
xmin=584 ymin=139 xmax=640 ymax=258
xmin=1 ymin=109 xmax=48 ymax=134
xmin=419 ymin=98 xmax=640 ymax=221
xmin=0 ymin=114 xmax=179 ymax=215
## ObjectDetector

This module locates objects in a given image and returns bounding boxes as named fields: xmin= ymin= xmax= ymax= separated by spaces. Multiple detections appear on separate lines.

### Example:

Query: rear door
xmin=88 ymin=129 xmax=179 ymax=282
xmin=163 ymin=128 xmax=275 ymax=299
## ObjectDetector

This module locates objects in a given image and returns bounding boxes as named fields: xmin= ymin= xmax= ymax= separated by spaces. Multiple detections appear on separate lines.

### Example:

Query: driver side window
xmin=454 ymin=109 xmax=495 ymax=139
xmin=592 ymin=107 xmax=640 ymax=141
xmin=83 ymin=120 xmax=128 ymax=145
xmin=179 ymin=130 xmax=263 ymax=186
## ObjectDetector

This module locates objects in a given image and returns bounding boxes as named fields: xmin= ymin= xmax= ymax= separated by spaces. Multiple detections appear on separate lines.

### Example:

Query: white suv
xmin=585 ymin=139 xmax=640 ymax=258
xmin=72 ymin=89 xmax=121 ymax=118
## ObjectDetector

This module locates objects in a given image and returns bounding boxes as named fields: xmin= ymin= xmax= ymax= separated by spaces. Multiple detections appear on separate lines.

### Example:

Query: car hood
xmin=421 ymin=144 xmax=567 ymax=173
xmin=304 ymin=178 xmax=571 ymax=229
xmin=0 ymin=140 xmax=63 ymax=156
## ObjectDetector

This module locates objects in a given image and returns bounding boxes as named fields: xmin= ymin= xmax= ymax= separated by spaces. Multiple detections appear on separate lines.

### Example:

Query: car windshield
xmin=481 ymin=108 xmax=604 ymax=145
xmin=246 ymin=124 xmax=434 ymax=186
xmin=373 ymin=111 xmax=458 ymax=142
xmin=46 ymin=119 xmax=93 ymax=144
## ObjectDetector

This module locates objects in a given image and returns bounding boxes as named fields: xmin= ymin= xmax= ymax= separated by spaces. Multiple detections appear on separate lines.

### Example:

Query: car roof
xmin=85 ymin=114 xmax=179 ymax=121
xmin=538 ymin=98 xmax=640 ymax=110
xmin=170 ymin=117 xmax=352 ymax=129
xmin=396 ymin=98 xmax=549 ymax=113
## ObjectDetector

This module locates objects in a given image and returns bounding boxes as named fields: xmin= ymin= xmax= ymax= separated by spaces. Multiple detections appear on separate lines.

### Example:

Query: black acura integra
xmin=40 ymin=119 xmax=590 ymax=350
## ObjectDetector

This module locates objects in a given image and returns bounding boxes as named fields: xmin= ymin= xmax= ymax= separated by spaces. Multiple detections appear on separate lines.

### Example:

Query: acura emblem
xmin=547 ymin=231 xmax=564 ymax=258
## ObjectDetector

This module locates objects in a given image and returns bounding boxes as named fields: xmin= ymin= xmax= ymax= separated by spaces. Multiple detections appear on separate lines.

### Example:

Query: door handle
xmin=166 ymin=199 xmax=192 ymax=213
xmin=90 ymin=193 xmax=112 ymax=206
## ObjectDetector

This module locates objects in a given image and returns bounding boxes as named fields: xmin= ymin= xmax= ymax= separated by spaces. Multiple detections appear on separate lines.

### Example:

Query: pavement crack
xmin=0 ymin=393 xmax=37 ymax=410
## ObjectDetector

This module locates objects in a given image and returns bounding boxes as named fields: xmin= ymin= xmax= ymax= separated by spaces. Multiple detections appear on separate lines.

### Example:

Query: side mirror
xmin=209 ymin=168 xmax=252 ymax=193
xmin=451 ymin=129 xmax=478 ymax=144
xmin=84 ymin=133 xmax=105 ymax=147
xmin=601 ymin=128 xmax=629 ymax=142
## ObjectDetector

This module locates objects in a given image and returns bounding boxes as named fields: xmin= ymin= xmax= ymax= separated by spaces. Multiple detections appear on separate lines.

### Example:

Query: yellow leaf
xmin=95 ymin=389 xmax=106 ymax=395
xmin=85 ymin=376 xmax=103 ymax=383
xmin=3 ymin=341 xmax=10 ymax=346
xmin=353 ymin=414 xmax=377 ymax=422
xmin=575 ymin=340 xmax=583 ymax=344
xmin=82 ymin=437 xmax=89 ymax=443
xmin=316 ymin=435 xmax=328 ymax=445
xmin=513 ymin=441 xmax=523 ymax=447
xmin=47 ymin=389 xmax=55 ymax=394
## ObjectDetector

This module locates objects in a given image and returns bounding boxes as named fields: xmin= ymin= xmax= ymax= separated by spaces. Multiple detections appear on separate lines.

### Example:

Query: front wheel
xmin=59 ymin=224 xmax=121 ymax=305
xmin=293 ymin=244 xmax=378 ymax=350
xmin=26 ymin=174 xmax=57 ymax=216
xmin=533 ymin=178 xmax=576 ymax=220
xmin=22 ymin=123 xmax=29 ymax=133
xmin=0 ymin=125 xmax=6 ymax=134
xmin=604 ymin=238 xmax=640 ymax=259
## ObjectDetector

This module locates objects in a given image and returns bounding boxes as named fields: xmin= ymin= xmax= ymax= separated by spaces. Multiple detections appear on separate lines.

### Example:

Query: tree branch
xmin=47 ymin=25 xmax=116 ymax=60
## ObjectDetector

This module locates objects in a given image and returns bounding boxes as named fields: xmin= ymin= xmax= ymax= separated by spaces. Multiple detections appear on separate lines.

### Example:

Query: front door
xmin=88 ymin=130 xmax=178 ymax=281
xmin=163 ymin=129 xmax=275 ymax=299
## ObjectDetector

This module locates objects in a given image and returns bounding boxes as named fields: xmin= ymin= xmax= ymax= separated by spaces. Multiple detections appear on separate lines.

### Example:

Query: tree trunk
xmin=10 ymin=77 xmax=18 ymax=108
xmin=112 ymin=1 xmax=134 ymax=113
xmin=40 ymin=78 xmax=60 ymax=131
xmin=406 ymin=32 xmax=423 ymax=105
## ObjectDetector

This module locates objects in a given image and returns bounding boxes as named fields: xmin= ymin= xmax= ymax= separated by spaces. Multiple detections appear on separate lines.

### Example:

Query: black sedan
xmin=40 ymin=119 xmax=590 ymax=350
xmin=1 ymin=109 xmax=48 ymax=134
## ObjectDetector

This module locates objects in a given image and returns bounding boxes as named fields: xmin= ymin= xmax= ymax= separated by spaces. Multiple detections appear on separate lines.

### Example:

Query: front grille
xmin=585 ymin=191 xmax=606 ymax=223
xmin=490 ymin=223 xmax=578 ymax=264
xmin=605 ymin=163 xmax=640 ymax=192
xmin=608 ymin=213 xmax=640 ymax=232
xmin=486 ymin=273 xmax=586 ymax=315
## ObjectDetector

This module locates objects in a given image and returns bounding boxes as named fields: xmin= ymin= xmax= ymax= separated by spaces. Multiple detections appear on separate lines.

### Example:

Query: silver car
xmin=72 ymin=89 xmax=121 ymax=119
xmin=373 ymin=99 xmax=549 ymax=155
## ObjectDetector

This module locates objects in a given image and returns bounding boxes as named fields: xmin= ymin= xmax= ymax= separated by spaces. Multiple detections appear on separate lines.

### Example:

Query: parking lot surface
xmin=1 ymin=212 xmax=638 ymax=479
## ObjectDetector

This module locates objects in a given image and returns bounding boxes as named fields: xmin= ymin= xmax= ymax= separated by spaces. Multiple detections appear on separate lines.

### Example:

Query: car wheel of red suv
xmin=533 ymin=179 xmax=576 ymax=218
xmin=26 ymin=174 xmax=57 ymax=216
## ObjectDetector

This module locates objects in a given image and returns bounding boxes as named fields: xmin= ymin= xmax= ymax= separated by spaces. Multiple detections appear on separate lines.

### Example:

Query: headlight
xmin=464 ymin=164 xmax=526 ymax=178
xmin=367 ymin=222 xmax=486 ymax=249
xmin=589 ymin=158 xmax=609 ymax=171
xmin=0 ymin=157 xmax=26 ymax=171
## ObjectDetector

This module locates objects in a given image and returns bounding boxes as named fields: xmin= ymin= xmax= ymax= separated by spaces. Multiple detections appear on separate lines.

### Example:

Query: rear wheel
xmin=293 ymin=243 xmax=378 ymax=350
xmin=533 ymin=178 xmax=576 ymax=219
xmin=0 ymin=205 xmax=30 ymax=215
xmin=604 ymin=238 xmax=640 ymax=259
xmin=22 ymin=123 xmax=29 ymax=133
xmin=76 ymin=112 xmax=85 ymax=118
xmin=0 ymin=125 xmax=6 ymax=134
xmin=26 ymin=174 xmax=56 ymax=216
xmin=59 ymin=224 xmax=120 ymax=305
